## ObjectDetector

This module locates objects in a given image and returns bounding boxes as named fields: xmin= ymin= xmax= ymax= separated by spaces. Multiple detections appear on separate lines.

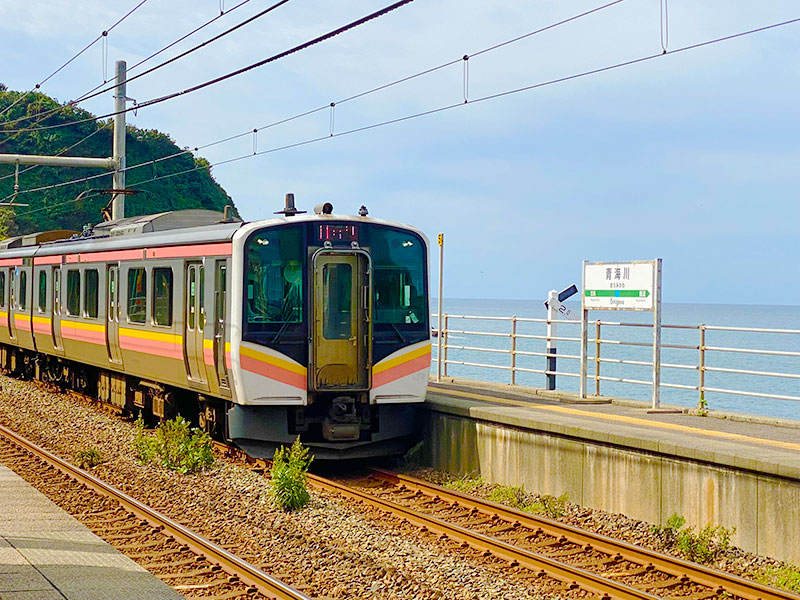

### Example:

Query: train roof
xmin=0 ymin=206 xmax=428 ymax=260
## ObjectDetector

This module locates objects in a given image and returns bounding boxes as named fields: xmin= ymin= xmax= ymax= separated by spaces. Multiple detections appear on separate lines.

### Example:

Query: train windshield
xmin=370 ymin=226 xmax=428 ymax=362
xmin=243 ymin=225 xmax=307 ymax=363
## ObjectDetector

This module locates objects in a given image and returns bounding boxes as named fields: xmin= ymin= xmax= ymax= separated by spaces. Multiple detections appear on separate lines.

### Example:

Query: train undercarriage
xmin=0 ymin=344 xmax=420 ymax=460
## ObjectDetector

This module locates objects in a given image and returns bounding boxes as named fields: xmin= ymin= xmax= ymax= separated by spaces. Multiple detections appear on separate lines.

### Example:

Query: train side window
xmin=38 ymin=271 xmax=47 ymax=312
xmin=152 ymin=267 xmax=172 ymax=327
xmin=84 ymin=269 xmax=99 ymax=319
xmin=0 ymin=271 xmax=5 ymax=308
xmin=19 ymin=270 xmax=27 ymax=310
xmin=127 ymin=267 xmax=147 ymax=323
xmin=66 ymin=270 xmax=80 ymax=316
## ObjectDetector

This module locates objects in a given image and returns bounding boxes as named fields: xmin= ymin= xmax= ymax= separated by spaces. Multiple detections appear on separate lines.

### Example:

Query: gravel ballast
xmin=0 ymin=375 xmax=556 ymax=600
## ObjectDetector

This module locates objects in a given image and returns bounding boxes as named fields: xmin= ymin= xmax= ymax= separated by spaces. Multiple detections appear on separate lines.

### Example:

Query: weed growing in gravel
xmin=524 ymin=492 xmax=569 ymax=519
xmin=443 ymin=475 xmax=484 ymax=494
xmin=489 ymin=485 xmax=528 ymax=508
xmin=133 ymin=415 xmax=214 ymax=474
xmin=653 ymin=513 xmax=736 ymax=564
xmin=76 ymin=448 xmax=104 ymax=469
xmin=269 ymin=437 xmax=313 ymax=512
xmin=756 ymin=565 xmax=800 ymax=593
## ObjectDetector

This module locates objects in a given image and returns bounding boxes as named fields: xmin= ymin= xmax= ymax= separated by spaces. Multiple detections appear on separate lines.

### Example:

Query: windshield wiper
xmin=386 ymin=321 xmax=407 ymax=344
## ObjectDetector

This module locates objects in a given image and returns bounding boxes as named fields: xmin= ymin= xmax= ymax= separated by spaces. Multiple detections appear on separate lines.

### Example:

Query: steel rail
xmin=306 ymin=472 xmax=662 ymax=600
xmin=0 ymin=424 xmax=310 ymax=600
xmin=372 ymin=469 xmax=800 ymax=600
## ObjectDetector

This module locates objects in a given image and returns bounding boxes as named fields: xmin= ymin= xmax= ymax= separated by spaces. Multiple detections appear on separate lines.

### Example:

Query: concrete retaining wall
xmin=424 ymin=399 xmax=800 ymax=563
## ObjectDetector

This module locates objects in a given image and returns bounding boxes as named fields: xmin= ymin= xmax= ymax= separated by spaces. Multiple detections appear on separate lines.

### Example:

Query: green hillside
xmin=0 ymin=85 xmax=235 ymax=237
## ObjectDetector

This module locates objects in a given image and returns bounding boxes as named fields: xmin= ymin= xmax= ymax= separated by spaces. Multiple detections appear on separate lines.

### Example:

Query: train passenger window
xmin=18 ymin=271 xmax=27 ymax=310
xmin=84 ymin=269 xmax=99 ymax=319
xmin=66 ymin=270 xmax=80 ymax=316
xmin=0 ymin=271 xmax=6 ymax=308
xmin=38 ymin=271 xmax=47 ymax=312
xmin=152 ymin=268 xmax=172 ymax=327
xmin=245 ymin=226 xmax=303 ymax=325
xmin=127 ymin=268 xmax=147 ymax=323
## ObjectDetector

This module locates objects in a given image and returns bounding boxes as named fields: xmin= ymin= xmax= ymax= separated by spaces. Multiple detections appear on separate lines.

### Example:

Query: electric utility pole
xmin=0 ymin=60 xmax=128 ymax=219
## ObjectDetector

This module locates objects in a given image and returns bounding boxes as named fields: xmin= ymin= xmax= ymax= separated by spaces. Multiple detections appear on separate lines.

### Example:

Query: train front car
xmin=227 ymin=208 xmax=430 ymax=459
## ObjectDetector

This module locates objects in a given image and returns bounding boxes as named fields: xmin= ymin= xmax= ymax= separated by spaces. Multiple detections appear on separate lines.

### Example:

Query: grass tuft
xmin=268 ymin=437 xmax=313 ymax=512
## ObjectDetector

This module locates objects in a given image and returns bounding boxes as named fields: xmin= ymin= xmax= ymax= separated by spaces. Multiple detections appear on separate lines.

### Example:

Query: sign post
xmin=436 ymin=233 xmax=444 ymax=382
xmin=544 ymin=284 xmax=578 ymax=390
xmin=581 ymin=259 xmax=663 ymax=409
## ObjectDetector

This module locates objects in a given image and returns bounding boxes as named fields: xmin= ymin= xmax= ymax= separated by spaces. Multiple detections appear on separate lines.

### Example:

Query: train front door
xmin=51 ymin=267 xmax=63 ymax=352
xmin=184 ymin=262 xmax=206 ymax=384
xmin=213 ymin=260 xmax=229 ymax=390
xmin=8 ymin=269 xmax=16 ymax=340
xmin=312 ymin=253 xmax=369 ymax=390
xmin=106 ymin=265 xmax=122 ymax=363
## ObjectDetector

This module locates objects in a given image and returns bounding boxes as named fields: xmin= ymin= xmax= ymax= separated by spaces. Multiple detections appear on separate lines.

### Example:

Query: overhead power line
xmin=0 ymin=0 xmax=150 ymax=120
xmin=10 ymin=13 xmax=799 ymax=217
xmin=0 ymin=0 xmax=277 ymax=130
xmin=0 ymin=0 xmax=415 ymax=136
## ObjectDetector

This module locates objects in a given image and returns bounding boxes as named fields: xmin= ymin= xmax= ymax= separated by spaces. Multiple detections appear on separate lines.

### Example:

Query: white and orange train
xmin=0 ymin=200 xmax=431 ymax=458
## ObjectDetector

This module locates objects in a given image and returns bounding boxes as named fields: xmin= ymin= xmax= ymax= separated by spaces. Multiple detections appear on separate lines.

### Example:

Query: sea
xmin=430 ymin=299 xmax=800 ymax=423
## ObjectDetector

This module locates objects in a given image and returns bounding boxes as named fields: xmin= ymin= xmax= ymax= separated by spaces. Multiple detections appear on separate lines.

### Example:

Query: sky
xmin=0 ymin=0 xmax=798 ymax=305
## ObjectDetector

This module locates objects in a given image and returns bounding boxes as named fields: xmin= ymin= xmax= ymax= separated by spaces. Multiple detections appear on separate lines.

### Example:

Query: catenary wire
xmin=119 ymin=0 xmax=628 ymax=173
xmin=0 ymin=0 xmax=150 ymax=121
xmin=0 ymin=123 xmax=112 ymax=183
xmin=0 ymin=0 xmax=414 ymax=135
xmin=0 ymin=0 xmax=278 ymax=129
xmin=10 ymin=14 xmax=800 ymax=216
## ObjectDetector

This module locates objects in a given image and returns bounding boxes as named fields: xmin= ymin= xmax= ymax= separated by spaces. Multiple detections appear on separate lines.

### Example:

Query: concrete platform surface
xmin=427 ymin=379 xmax=800 ymax=479
xmin=0 ymin=464 xmax=184 ymax=600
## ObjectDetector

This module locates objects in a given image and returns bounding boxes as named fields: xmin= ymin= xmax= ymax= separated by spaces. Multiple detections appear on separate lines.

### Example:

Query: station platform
xmin=0 ymin=463 xmax=184 ymax=600
xmin=423 ymin=378 xmax=800 ymax=563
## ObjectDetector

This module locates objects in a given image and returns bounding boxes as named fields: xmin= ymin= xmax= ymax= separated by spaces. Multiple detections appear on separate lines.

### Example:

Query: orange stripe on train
xmin=372 ymin=352 xmax=431 ymax=388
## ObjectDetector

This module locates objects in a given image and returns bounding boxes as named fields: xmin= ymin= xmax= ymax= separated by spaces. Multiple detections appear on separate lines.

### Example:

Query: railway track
xmin=309 ymin=469 xmax=800 ymax=600
xmin=0 ymin=423 xmax=310 ymax=600
xmin=7 ymin=379 xmax=799 ymax=600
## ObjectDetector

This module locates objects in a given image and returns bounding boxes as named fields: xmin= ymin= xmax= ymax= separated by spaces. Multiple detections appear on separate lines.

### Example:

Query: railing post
xmin=699 ymin=324 xmax=706 ymax=410
xmin=510 ymin=316 xmax=517 ymax=385
xmin=595 ymin=321 xmax=601 ymax=396
xmin=443 ymin=314 xmax=449 ymax=378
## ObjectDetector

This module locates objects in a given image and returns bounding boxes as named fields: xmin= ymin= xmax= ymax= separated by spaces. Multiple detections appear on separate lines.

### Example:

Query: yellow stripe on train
xmin=372 ymin=343 xmax=431 ymax=376
xmin=239 ymin=344 xmax=307 ymax=376
xmin=119 ymin=327 xmax=182 ymax=345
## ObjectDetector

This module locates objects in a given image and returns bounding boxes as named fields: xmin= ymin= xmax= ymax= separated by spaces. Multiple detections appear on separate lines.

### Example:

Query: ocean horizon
xmin=430 ymin=299 xmax=800 ymax=422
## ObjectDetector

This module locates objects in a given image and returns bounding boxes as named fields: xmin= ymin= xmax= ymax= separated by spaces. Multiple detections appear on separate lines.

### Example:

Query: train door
xmin=8 ymin=268 xmax=16 ymax=340
xmin=106 ymin=265 xmax=122 ymax=363
xmin=184 ymin=262 xmax=206 ymax=384
xmin=51 ymin=267 xmax=64 ymax=352
xmin=312 ymin=253 xmax=369 ymax=389
xmin=213 ymin=260 xmax=229 ymax=390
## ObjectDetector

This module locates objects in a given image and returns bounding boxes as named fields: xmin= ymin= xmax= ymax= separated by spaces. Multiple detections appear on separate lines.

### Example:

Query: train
xmin=0 ymin=196 xmax=431 ymax=459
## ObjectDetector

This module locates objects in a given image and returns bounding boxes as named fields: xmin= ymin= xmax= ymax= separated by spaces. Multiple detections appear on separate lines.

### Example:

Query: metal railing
xmin=431 ymin=313 xmax=800 ymax=409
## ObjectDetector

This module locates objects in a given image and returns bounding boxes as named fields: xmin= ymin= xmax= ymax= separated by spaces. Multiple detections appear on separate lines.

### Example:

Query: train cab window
xmin=66 ymin=270 xmax=80 ymax=316
xmin=38 ymin=271 xmax=47 ymax=312
xmin=127 ymin=268 xmax=147 ymax=323
xmin=245 ymin=226 xmax=303 ymax=325
xmin=370 ymin=226 xmax=429 ymax=361
xmin=0 ymin=271 xmax=6 ymax=308
xmin=18 ymin=271 xmax=27 ymax=310
xmin=152 ymin=268 xmax=172 ymax=327
xmin=84 ymin=269 xmax=99 ymax=319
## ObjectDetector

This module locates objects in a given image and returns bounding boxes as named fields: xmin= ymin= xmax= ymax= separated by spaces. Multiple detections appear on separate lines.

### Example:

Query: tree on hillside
xmin=0 ymin=88 xmax=235 ymax=237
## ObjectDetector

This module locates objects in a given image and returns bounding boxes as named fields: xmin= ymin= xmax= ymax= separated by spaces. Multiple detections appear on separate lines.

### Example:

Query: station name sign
xmin=583 ymin=260 xmax=657 ymax=311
